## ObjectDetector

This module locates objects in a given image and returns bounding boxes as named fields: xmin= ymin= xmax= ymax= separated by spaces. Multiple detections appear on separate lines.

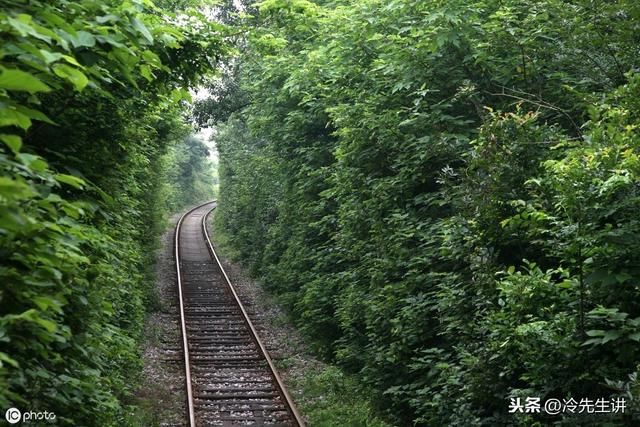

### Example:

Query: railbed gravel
xmin=137 ymin=215 xmax=187 ymax=427
xmin=138 ymin=209 xmax=327 ymax=426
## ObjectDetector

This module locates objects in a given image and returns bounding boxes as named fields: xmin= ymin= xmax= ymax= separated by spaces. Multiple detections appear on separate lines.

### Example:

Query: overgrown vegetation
xmin=212 ymin=220 xmax=390 ymax=427
xmin=0 ymin=0 xmax=224 ymax=424
xmin=290 ymin=364 xmax=392 ymax=427
xmin=207 ymin=0 xmax=640 ymax=425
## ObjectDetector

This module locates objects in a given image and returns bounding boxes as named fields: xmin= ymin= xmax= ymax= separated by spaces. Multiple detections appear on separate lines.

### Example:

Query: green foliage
xmin=159 ymin=134 xmax=218 ymax=211
xmin=211 ymin=0 xmax=640 ymax=425
xmin=0 ymin=0 xmax=226 ymax=424
xmin=292 ymin=364 xmax=392 ymax=427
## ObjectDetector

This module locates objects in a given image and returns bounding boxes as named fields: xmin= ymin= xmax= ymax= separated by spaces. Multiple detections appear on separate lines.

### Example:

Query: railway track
xmin=175 ymin=202 xmax=304 ymax=427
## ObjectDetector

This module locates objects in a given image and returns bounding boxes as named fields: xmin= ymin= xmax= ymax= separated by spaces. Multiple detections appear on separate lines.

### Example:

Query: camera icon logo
xmin=5 ymin=407 xmax=21 ymax=424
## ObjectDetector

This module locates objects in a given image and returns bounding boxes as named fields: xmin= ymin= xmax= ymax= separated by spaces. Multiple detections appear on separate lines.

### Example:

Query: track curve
xmin=175 ymin=201 xmax=304 ymax=427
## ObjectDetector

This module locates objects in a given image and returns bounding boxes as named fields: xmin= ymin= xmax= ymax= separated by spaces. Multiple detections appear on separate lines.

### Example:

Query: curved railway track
xmin=175 ymin=201 xmax=304 ymax=427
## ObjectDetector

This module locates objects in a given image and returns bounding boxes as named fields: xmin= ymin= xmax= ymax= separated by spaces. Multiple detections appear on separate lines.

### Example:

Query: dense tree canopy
xmin=209 ymin=0 xmax=640 ymax=425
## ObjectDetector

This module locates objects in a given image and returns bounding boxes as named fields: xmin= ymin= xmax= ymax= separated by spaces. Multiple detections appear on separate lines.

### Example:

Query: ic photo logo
xmin=5 ymin=408 xmax=21 ymax=424
xmin=4 ymin=407 xmax=56 ymax=424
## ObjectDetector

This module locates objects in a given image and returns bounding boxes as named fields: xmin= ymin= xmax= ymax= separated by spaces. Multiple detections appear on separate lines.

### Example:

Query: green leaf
xmin=15 ymin=105 xmax=56 ymax=125
xmin=53 ymin=64 xmax=89 ymax=91
xmin=132 ymin=18 xmax=153 ymax=43
xmin=0 ymin=68 xmax=52 ymax=93
xmin=615 ymin=273 xmax=632 ymax=284
xmin=0 ymin=352 xmax=19 ymax=368
xmin=0 ymin=176 xmax=36 ymax=200
xmin=17 ymin=153 xmax=48 ymax=171
xmin=62 ymin=55 xmax=81 ymax=66
xmin=96 ymin=14 xmax=120 ymax=24
xmin=171 ymin=87 xmax=192 ymax=103
xmin=71 ymin=31 xmax=96 ymax=48
xmin=34 ymin=317 xmax=57 ymax=333
xmin=33 ymin=296 xmax=61 ymax=311
xmin=0 ymin=107 xmax=32 ymax=130
xmin=602 ymin=330 xmax=623 ymax=344
xmin=0 ymin=134 xmax=22 ymax=153
xmin=581 ymin=338 xmax=602 ymax=346
xmin=55 ymin=173 xmax=85 ymax=189
xmin=7 ymin=14 xmax=52 ymax=43
xmin=140 ymin=64 xmax=153 ymax=82
xmin=39 ymin=49 xmax=64 ymax=64
xmin=141 ymin=50 xmax=161 ymax=66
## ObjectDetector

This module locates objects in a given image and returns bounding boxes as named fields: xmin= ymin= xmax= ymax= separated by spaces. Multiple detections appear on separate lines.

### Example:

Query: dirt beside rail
xmin=135 ymin=215 xmax=186 ymax=427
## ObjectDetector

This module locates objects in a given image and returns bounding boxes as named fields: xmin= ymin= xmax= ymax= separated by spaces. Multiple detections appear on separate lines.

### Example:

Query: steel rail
xmin=175 ymin=202 xmax=213 ymax=427
xmin=175 ymin=200 xmax=304 ymax=426
xmin=202 ymin=205 xmax=306 ymax=427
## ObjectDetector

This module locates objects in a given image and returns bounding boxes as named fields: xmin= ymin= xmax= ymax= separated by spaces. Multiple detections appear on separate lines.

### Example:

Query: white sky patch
xmin=195 ymin=126 xmax=218 ymax=162
xmin=191 ymin=86 xmax=212 ymax=101
xmin=233 ymin=0 xmax=245 ymax=12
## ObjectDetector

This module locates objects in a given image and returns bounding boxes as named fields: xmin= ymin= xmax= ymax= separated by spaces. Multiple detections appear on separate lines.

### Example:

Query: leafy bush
xmin=1 ymin=0 xmax=226 ymax=424
xmin=211 ymin=0 xmax=640 ymax=425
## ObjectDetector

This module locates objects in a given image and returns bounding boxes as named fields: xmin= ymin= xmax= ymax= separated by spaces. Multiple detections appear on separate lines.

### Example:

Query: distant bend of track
xmin=174 ymin=201 xmax=304 ymax=427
